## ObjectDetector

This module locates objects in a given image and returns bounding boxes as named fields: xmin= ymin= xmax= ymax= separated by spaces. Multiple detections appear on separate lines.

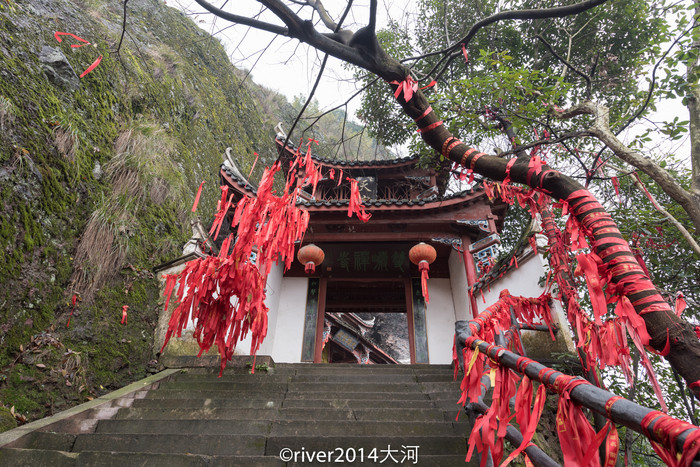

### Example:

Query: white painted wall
xmin=270 ymin=277 xmax=309 ymax=362
xmin=478 ymin=249 xmax=546 ymax=309
xmin=236 ymin=260 xmax=285 ymax=356
xmin=475 ymin=241 xmax=575 ymax=355
xmin=425 ymin=278 xmax=457 ymax=364
xmin=448 ymin=249 xmax=471 ymax=321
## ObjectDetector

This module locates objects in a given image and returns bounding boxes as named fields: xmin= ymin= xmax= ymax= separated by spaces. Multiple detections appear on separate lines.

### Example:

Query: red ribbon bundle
xmin=348 ymin=178 xmax=371 ymax=222
xmin=466 ymin=364 xmax=518 ymax=466
xmin=161 ymin=143 xmax=372 ymax=374
xmin=641 ymin=410 xmax=700 ymax=467
xmin=556 ymin=377 xmax=619 ymax=466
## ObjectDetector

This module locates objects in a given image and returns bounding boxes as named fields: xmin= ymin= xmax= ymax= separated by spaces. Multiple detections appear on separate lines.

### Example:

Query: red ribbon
xmin=54 ymin=31 xmax=91 ymax=47
xmin=191 ymin=180 xmax=205 ymax=213
xmin=79 ymin=55 xmax=103 ymax=78
xmin=54 ymin=31 xmax=103 ymax=78
xmin=67 ymin=294 xmax=78 ymax=328
xmin=247 ymin=152 xmax=259 ymax=180
xmin=611 ymin=176 xmax=621 ymax=203
xmin=675 ymin=291 xmax=686 ymax=317
xmin=121 ymin=305 xmax=128 ymax=325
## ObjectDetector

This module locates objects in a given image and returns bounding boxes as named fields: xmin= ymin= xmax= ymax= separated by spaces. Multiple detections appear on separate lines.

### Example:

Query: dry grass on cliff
xmin=70 ymin=124 xmax=184 ymax=300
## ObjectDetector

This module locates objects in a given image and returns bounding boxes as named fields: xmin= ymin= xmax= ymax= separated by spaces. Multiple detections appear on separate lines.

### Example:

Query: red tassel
xmin=121 ymin=305 xmax=128 ymax=325
xmin=191 ymin=180 xmax=205 ymax=212
xmin=419 ymin=261 xmax=430 ymax=304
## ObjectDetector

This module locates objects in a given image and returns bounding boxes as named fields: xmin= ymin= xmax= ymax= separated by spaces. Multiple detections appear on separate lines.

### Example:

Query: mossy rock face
xmin=0 ymin=0 xmax=276 ymax=423
xmin=0 ymin=407 xmax=17 ymax=433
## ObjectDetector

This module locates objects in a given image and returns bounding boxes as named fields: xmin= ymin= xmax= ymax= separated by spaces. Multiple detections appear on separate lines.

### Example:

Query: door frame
xmin=312 ymin=277 xmax=418 ymax=364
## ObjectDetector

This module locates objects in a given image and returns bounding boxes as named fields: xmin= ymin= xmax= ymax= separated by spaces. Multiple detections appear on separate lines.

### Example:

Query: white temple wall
xmin=448 ymin=249 xmax=471 ymax=321
xmin=237 ymin=260 xmax=284 ymax=356
xmin=270 ymin=277 xmax=309 ymax=362
xmin=475 ymin=246 xmax=575 ymax=357
xmin=425 ymin=278 xmax=457 ymax=364
xmin=477 ymin=251 xmax=546 ymax=310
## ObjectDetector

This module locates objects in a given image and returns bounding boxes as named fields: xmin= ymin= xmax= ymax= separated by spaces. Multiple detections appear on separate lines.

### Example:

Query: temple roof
xmin=221 ymin=163 xmax=257 ymax=197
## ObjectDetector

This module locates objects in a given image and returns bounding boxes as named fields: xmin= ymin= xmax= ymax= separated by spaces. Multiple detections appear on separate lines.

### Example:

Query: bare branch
xmin=534 ymin=34 xmax=592 ymax=98
xmin=405 ymin=0 xmax=610 ymax=80
xmin=192 ymin=0 xmax=288 ymax=35
xmin=303 ymin=75 xmax=380 ymax=132
xmin=116 ymin=0 xmax=129 ymax=56
xmin=624 ymin=169 xmax=700 ymax=258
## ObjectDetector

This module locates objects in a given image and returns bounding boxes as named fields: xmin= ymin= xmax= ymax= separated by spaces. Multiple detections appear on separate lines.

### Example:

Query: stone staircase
xmin=0 ymin=362 xmax=476 ymax=466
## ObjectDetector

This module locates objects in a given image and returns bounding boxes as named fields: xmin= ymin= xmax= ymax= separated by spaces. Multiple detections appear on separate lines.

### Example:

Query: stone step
xmin=132 ymin=396 xmax=433 ymax=410
xmin=280 ymin=398 xmax=437 ymax=409
xmin=113 ymin=407 xmax=451 ymax=422
xmin=420 ymin=382 xmax=463 ymax=393
xmin=169 ymin=373 xmax=293 ymax=383
xmin=78 ymin=452 xmax=282 ymax=467
xmin=132 ymin=397 xmax=283 ymax=409
xmin=428 ymin=391 xmax=464 ymax=401
xmin=278 ymin=363 xmax=452 ymax=371
xmin=145 ymin=388 xmax=434 ymax=401
xmin=286 ymin=382 xmax=425 ymax=393
xmin=173 ymin=373 xmax=421 ymax=384
xmin=0 ymin=448 xmax=77 ymax=467
xmin=282 ymin=391 xmax=431 ymax=400
xmin=179 ymin=367 xmax=297 ymax=377
xmin=9 ymin=432 xmax=77 ymax=451
xmin=95 ymin=418 xmax=463 ymax=437
xmin=96 ymin=419 xmax=272 ymax=435
xmin=143 ymin=389 xmax=289 ymax=400
xmin=269 ymin=420 xmax=463 ymax=437
xmin=416 ymin=373 xmax=461 ymax=383
xmin=72 ymin=433 xmax=268 ymax=456
xmin=160 ymin=380 xmax=433 ymax=394
xmin=158 ymin=381 xmax=289 ymax=392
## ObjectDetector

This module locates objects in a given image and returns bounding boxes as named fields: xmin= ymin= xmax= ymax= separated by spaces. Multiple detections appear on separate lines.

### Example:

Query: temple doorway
xmin=299 ymin=278 xmax=428 ymax=364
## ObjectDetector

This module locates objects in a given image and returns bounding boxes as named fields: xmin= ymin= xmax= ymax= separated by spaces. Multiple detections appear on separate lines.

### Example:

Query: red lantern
xmin=409 ymin=242 xmax=437 ymax=303
xmin=297 ymin=244 xmax=325 ymax=274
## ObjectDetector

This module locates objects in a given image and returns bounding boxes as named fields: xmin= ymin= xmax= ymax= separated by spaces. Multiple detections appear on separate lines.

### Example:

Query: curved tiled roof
xmin=299 ymin=183 xmax=480 ymax=206
xmin=221 ymin=164 xmax=257 ymax=195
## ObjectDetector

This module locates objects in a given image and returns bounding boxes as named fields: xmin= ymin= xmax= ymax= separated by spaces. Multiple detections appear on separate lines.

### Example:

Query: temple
xmin=154 ymin=138 xmax=572 ymax=365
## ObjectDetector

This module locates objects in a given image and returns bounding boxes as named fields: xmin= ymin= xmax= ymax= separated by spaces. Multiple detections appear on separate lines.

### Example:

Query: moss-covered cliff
xmin=0 ymin=0 xmax=276 ymax=425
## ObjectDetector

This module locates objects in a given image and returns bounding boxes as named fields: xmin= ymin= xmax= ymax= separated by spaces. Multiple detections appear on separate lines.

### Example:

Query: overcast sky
xmin=169 ymin=0 xmax=416 ymax=124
